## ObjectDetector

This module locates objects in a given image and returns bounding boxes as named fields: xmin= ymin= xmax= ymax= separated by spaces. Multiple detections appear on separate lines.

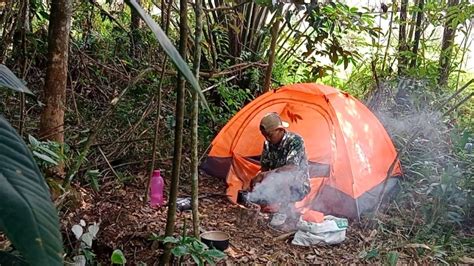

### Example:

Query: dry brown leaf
xmin=313 ymin=248 xmax=321 ymax=255
xmin=248 ymin=248 xmax=257 ymax=255
xmin=225 ymin=246 xmax=239 ymax=258
xmin=369 ymin=229 xmax=377 ymax=239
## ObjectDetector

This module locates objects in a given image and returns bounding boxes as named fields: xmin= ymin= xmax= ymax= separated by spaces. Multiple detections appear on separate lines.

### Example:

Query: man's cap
xmin=260 ymin=112 xmax=289 ymax=133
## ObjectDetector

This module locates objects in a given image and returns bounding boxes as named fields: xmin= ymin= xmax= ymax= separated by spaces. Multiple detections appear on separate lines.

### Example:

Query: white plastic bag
xmin=291 ymin=215 xmax=348 ymax=246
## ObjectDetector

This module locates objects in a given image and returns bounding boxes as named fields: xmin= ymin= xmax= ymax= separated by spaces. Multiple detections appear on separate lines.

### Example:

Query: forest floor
xmin=61 ymin=170 xmax=445 ymax=265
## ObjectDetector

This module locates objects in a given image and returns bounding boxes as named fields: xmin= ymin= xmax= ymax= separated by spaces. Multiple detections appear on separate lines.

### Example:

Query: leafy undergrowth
xmin=60 ymin=171 xmax=472 ymax=265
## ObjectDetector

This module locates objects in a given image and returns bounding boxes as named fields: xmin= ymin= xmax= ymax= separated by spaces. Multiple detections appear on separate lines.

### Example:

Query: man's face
xmin=261 ymin=128 xmax=284 ymax=145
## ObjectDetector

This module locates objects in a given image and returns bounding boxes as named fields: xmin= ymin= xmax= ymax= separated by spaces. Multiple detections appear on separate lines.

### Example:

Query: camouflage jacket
xmin=260 ymin=131 xmax=310 ymax=196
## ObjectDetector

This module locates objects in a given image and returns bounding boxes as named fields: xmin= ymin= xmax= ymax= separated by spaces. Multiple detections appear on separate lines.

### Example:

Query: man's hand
xmin=250 ymin=171 xmax=266 ymax=190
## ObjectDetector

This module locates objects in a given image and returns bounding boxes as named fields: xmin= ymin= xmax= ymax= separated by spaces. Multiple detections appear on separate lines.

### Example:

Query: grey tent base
xmin=311 ymin=177 xmax=401 ymax=219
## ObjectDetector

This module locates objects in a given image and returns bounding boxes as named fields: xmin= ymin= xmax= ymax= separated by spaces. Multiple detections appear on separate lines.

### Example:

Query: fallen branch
xmin=151 ymin=61 xmax=267 ymax=79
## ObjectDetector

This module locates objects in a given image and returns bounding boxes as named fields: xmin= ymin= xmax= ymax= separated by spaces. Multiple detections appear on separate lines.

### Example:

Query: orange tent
xmin=201 ymin=83 xmax=402 ymax=219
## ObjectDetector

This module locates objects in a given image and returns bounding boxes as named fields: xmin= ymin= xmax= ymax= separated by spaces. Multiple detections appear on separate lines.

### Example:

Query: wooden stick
xmin=273 ymin=231 xmax=296 ymax=241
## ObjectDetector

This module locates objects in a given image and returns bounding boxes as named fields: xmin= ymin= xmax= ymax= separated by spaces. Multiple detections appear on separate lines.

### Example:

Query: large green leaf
xmin=0 ymin=64 xmax=33 ymax=95
xmin=126 ymin=0 xmax=213 ymax=117
xmin=0 ymin=115 xmax=63 ymax=265
xmin=0 ymin=251 xmax=28 ymax=266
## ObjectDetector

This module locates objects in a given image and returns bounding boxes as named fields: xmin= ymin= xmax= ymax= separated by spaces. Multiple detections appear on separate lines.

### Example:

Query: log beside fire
xmin=237 ymin=202 xmax=261 ymax=228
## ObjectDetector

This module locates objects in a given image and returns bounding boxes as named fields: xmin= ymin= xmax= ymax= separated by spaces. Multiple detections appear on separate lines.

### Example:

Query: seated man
xmin=251 ymin=112 xmax=310 ymax=226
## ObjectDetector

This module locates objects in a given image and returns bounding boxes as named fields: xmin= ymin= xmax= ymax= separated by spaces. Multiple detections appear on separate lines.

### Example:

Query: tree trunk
xmin=0 ymin=0 xmax=18 ymax=64
xmin=397 ymin=0 xmax=409 ymax=75
xmin=39 ymin=0 xmax=72 ymax=175
xmin=438 ymin=0 xmax=460 ymax=87
xmin=161 ymin=0 xmax=188 ymax=264
xmin=263 ymin=6 xmax=282 ymax=92
xmin=410 ymin=0 xmax=424 ymax=68
xmin=129 ymin=0 xmax=141 ymax=56
xmin=191 ymin=0 xmax=203 ymax=238
xmin=18 ymin=0 xmax=30 ymax=136
xmin=228 ymin=2 xmax=242 ymax=62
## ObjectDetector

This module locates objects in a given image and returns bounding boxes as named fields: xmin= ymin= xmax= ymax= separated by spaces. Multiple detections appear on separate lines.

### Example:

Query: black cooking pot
xmin=237 ymin=190 xmax=268 ymax=206
xmin=237 ymin=190 xmax=250 ymax=205
xmin=200 ymin=231 xmax=230 ymax=251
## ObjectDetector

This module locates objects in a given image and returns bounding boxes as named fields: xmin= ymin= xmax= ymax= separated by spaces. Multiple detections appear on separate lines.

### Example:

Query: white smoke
xmin=367 ymin=78 xmax=455 ymax=176
xmin=248 ymin=167 xmax=307 ymax=213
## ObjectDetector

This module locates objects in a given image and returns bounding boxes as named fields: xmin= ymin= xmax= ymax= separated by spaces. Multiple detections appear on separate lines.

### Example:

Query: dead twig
xmin=202 ymin=75 xmax=238 ymax=93
xmin=108 ymin=126 xmax=151 ymax=160
xmin=98 ymin=146 xmax=121 ymax=181
xmin=90 ymin=137 xmax=152 ymax=147
xmin=89 ymin=0 xmax=132 ymax=38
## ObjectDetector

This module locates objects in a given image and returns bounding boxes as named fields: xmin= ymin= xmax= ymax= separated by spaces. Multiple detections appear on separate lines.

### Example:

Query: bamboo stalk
xmin=263 ymin=6 xmax=283 ymax=92
xmin=276 ymin=12 xmax=308 ymax=56
xmin=443 ymin=92 xmax=474 ymax=116
xmin=381 ymin=0 xmax=396 ymax=73
xmin=252 ymin=7 xmax=270 ymax=52
xmin=455 ymin=20 xmax=473 ymax=90
xmin=161 ymin=0 xmax=188 ymax=262
xmin=191 ymin=0 xmax=203 ymax=239
xmin=410 ymin=0 xmax=424 ymax=68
